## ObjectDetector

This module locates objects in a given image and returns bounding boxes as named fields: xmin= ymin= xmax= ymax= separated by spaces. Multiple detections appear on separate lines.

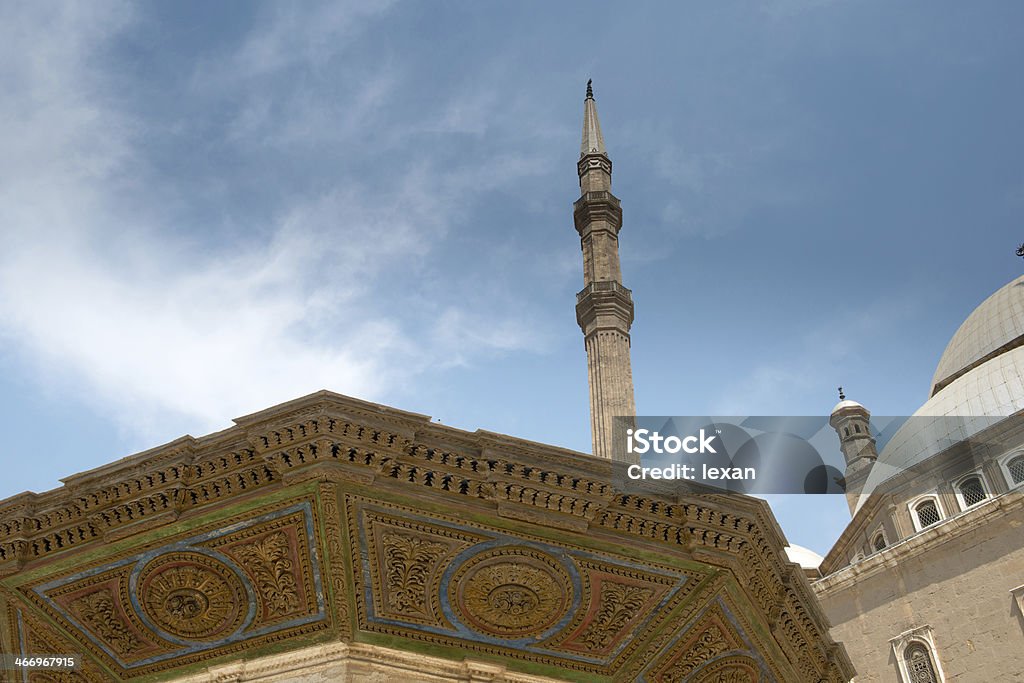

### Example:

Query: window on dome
xmin=903 ymin=642 xmax=939 ymax=683
xmin=957 ymin=476 xmax=986 ymax=508
xmin=873 ymin=533 xmax=886 ymax=552
xmin=915 ymin=500 xmax=941 ymax=529
xmin=1008 ymin=455 xmax=1024 ymax=486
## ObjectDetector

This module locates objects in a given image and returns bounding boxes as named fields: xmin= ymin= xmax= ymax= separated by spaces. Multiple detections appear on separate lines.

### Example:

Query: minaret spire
xmin=581 ymin=80 xmax=606 ymax=158
xmin=573 ymin=81 xmax=637 ymax=460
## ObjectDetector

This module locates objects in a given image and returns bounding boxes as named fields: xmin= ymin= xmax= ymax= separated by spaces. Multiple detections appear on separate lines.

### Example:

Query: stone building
xmin=0 ymin=85 xmax=853 ymax=682
xmin=812 ymin=276 xmax=1024 ymax=681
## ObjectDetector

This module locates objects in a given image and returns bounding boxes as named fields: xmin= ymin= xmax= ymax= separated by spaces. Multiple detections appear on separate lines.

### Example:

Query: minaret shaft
xmin=574 ymin=82 xmax=636 ymax=460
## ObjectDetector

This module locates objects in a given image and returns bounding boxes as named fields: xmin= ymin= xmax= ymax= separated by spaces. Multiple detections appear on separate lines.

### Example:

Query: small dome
xmin=831 ymin=399 xmax=865 ymax=415
xmin=785 ymin=544 xmax=824 ymax=570
xmin=931 ymin=274 xmax=1024 ymax=396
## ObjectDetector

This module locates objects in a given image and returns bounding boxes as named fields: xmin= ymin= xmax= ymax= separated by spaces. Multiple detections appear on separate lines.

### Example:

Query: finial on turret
xmin=838 ymin=386 xmax=845 ymax=401
xmin=586 ymin=79 xmax=593 ymax=100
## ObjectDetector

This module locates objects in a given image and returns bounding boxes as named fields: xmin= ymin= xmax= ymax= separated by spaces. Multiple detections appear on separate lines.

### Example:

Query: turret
xmin=829 ymin=387 xmax=878 ymax=514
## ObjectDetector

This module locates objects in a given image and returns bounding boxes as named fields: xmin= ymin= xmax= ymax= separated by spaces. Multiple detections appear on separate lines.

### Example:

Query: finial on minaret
xmin=838 ymin=386 xmax=845 ymax=401
xmin=586 ymin=79 xmax=594 ymax=100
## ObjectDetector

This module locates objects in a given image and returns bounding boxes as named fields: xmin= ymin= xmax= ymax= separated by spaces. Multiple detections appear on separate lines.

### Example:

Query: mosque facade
xmin=807 ymin=275 xmax=1024 ymax=681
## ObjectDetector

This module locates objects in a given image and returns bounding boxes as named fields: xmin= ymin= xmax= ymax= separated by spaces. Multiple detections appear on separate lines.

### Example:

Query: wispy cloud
xmin=204 ymin=0 xmax=398 ymax=82
xmin=0 ymin=2 xmax=552 ymax=447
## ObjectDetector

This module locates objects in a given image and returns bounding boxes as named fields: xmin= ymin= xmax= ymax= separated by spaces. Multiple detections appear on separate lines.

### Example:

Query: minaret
xmin=829 ymin=388 xmax=878 ymax=513
xmin=573 ymin=80 xmax=637 ymax=461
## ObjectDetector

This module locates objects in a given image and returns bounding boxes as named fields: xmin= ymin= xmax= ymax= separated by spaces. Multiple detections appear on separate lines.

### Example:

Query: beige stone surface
xmin=815 ymin=492 xmax=1024 ymax=681
xmin=171 ymin=642 xmax=563 ymax=683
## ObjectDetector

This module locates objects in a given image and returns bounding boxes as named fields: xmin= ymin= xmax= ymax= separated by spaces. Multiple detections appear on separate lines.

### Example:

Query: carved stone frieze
xmin=348 ymin=495 xmax=712 ymax=678
xmin=137 ymin=552 xmax=247 ymax=641
xmin=316 ymin=481 xmax=351 ymax=636
xmin=646 ymin=599 xmax=771 ymax=683
xmin=383 ymin=531 xmax=448 ymax=619
xmin=5 ymin=604 xmax=108 ymax=682
xmin=0 ymin=392 xmax=855 ymax=681
xmin=46 ymin=566 xmax=165 ymax=665
xmin=450 ymin=546 xmax=571 ymax=639
xmin=9 ymin=499 xmax=326 ymax=678
xmin=691 ymin=656 xmax=760 ymax=683
xmin=228 ymin=531 xmax=300 ymax=617
xmin=577 ymin=581 xmax=653 ymax=650
xmin=362 ymin=511 xmax=483 ymax=627
xmin=69 ymin=589 xmax=141 ymax=656
xmin=551 ymin=559 xmax=681 ymax=660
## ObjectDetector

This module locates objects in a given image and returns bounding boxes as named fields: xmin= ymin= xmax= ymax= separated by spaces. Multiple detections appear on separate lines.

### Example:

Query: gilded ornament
xmin=68 ymin=589 xmax=139 ymax=656
xmin=381 ymin=531 xmax=447 ymax=618
xmin=579 ymin=581 xmax=653 ymax=649
xmin=137 ymin=552 xmax=246 ymax=641
xmin=232 ymin=531 xmax=300 ymax=616
xmin=451 ymin=546 xmax=571 ymax=638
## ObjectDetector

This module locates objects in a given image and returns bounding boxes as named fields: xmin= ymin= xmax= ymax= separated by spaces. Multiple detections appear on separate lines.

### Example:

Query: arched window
xmin=873 ymin=533 xmax=887 ymax=552
xmin=914 ymin=499 xmax=941 ymax=529
xmin=956 ymin=476 xmax=986 ymax=508
xmin=904 ymin=642 xmax=938 ymax=682
xmin=1008 ymin=454 xmax=1024 ymax=486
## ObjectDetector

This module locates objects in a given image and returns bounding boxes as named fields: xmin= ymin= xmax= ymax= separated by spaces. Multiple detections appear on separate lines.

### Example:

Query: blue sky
xmin=1 ymin=1 xmax=1021 ymax=556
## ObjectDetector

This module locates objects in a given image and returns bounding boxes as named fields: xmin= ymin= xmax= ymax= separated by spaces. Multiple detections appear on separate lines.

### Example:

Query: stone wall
xmin=815 ymin=493 xmax=1024 ymax=681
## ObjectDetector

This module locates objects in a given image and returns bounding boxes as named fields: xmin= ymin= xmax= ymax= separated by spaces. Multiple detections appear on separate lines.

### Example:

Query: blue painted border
xmin=34 ymin=501 xmax=325 ymax=670
xmin=356 ymin=504 xmax=690 ymax=667
xmin=16 ymin=607 xmax=27 ymax=683
xmin=636 ymin=596 xmax=776 ymax=683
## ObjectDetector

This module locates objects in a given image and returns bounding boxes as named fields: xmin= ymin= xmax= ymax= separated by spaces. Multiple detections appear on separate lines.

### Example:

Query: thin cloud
xmin=0 ymin=2 xmax=551 ymax=449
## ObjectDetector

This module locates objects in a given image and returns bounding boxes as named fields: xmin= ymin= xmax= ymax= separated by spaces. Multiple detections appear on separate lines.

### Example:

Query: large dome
xmin=854 ymin=343 xmax=1024 ymax=513
xmin=852 ymin=274 xmax=1024 ymax=513
xmin=931 ymin=274 xmax=1024 ymax=396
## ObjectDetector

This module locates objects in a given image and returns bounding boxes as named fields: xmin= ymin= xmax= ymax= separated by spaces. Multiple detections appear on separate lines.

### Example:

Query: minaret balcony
xmin=575 ymin=281 xmax=635 ymax=332
xmin=573 ymin=191 xmax=623 ymax=236
xmin=576 ymin=280 xmax=632 ymax=304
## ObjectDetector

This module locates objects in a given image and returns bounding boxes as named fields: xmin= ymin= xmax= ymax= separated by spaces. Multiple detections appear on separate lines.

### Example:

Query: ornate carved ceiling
xmin=0 ymin=391 xmax=854 ymax=682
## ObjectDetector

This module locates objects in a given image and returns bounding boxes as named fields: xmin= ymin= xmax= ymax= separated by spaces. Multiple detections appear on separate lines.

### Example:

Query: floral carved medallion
xmin=451 ymin=546 xmax=572 ymax=639
xmin=137 ymin=551 xmax=247 ymax=642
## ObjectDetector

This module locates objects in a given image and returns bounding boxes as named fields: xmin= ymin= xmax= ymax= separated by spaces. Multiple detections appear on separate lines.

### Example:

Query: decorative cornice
xmin=0 ymin=390 xmax=854 ymax=681
xmin=815 ymin=489 xmax=1024 ymax=593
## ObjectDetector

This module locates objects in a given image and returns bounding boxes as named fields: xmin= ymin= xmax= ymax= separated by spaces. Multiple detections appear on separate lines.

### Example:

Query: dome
xmin=831 ymin=399 xmax=865 ymax=415
xmin=854 ymin=343 xmax=1024 ymax=513
xmin=785 ymin=544 xmax=824 ymax=570
xmin=931 ymin=274 xmax=1024 ymax=396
